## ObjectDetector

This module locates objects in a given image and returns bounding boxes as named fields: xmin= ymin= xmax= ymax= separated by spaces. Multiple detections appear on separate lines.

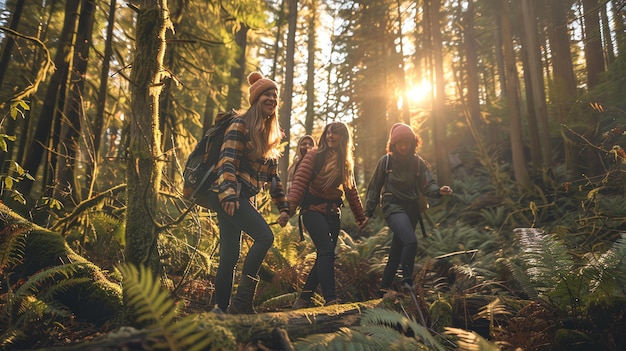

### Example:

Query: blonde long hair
xmin=243 ymin=99 xmax=283 ymax=160
xmin=316 ymin=122 xmax=355 ymax=189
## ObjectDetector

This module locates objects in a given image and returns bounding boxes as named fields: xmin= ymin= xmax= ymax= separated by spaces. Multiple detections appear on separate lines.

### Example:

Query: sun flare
xmin=406 ymin=80 xmax=432 ymax=104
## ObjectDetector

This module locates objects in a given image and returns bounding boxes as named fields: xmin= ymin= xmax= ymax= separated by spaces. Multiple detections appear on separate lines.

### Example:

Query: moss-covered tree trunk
xmin=0 ymin=203 xmax=123 ymax=325
xmin=125 ymin=0 xmax=172 ymax=271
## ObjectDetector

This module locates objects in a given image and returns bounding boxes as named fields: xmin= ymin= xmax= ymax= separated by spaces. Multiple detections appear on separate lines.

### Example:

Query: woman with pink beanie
xmin=364 ymin=123 xmax=453 ymax=296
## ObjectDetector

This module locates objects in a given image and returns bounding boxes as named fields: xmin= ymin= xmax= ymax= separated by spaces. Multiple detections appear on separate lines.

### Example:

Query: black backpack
xmin=182 ymin=109 xmax=238 ymax=208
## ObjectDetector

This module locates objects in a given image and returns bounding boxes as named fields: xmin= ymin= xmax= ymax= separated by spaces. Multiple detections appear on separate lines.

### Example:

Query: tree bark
xmin=304 ymin=0 xmax=317 ymax=136
xmin=54 ymin=0 xmax=96 ymax=205
xmin=581 ymin=0 xmax=606 ymax=90
xmin=89 ymin=0 xmax=117 ymax=196
xmin=0 ymin=0 xmax=26 ymax=172
xmin=520 ymin=0 xmax=551 ymax=171
xmin=547 ymin=0 xmax=578 ymax=170
xmin=125 ymin=0 xmax=172 ymax=270
xmin=463 ymin=0 xmax=483 ymax=134
xmin=499 ymin=0 xmax=530 ymax=189
xmin=20 ymin=0 xmax=81 ymax=199
xmin=429 ymin=0 xmax=452 ymax=186
xmin=278 ymin=0 xmax=297 ymax=180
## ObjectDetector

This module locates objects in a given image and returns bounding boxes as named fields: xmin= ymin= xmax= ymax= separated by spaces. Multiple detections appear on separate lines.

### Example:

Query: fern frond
xmin=119 ymin=263 xmax=231 ymax=351
xmin=119 ymin=263 xmax=176 ymax=324
xmin=444 ymin=327 xmax=501 ymax=351
xmin=514 ymin=228 xmax=574 ymax=292
xmin=360 ymin=308 xmax=445 ymax=351
xmin=15 ymin=263 xmax=90 ymax=297
xmin=496 ymin=257 xmax=538 ymax=299
xmin=294 ymin=327 xmax=385 ymax=351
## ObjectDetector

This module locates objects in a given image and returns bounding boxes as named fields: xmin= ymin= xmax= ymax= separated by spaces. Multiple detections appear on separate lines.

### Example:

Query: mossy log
xmin=0 ymin=203 xmax=123 ymax=325
xmin=49 ymin=301 xmax=383 ymax=350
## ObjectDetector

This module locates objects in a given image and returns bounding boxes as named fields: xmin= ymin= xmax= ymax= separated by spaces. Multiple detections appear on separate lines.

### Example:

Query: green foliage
xmin=0 ymin=263 xmax=92 ymax=348
xmin=0 ymin=160 xmax=34 ymax=205
xmin=118 ymin=263 xmax=231 ymax=351
xmin=507 ymin=228 xmax=626 ymax=322
xmin=294 ymin=308 xmax=442 ymax=351
xmin=444 ymin=327 xmax=501 ymax=351
xmin=335 ymin=230 xmax=391 ymax=301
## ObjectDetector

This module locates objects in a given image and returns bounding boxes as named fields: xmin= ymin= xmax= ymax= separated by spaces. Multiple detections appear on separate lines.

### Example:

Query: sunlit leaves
xmin=9 ymin=99 xmax=30 ymax=120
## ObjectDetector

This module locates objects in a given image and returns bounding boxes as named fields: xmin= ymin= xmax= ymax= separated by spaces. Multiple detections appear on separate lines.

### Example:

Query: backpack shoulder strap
xmin=414 ymin=154 xmax=421 ymax=175
xmin=312 ymin=151 xmax=324 ymax=177
xmin=384 ymin=154 xmax=391 ymax=174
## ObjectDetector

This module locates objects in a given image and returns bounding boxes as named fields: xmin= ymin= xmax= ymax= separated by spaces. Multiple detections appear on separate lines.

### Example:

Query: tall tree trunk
xmin=395 ymin=0 xmax=410 ymax=124
xmin=581 ymin=0 xmax=605 ymax=175
xmin=157 ymin=0 xmax=184 ymax=184
xmin=581 ymin=0 xmax=606 ymax=90
xmin=520 ymin=0 xmax=551 ymax=171
xmin=0 ymin=0 xmax=25 ymax=92
xmin=520 ymin=44 xmax=543 ymax=172
xmin=547 ymin=0 xmax=578 ymax=170
xmin=463 ymin=0 xmax=483 ymax=135
xmin=429 ymin=0 xmax=452 ymax=186
xmin=125 ymin=0 xmax=172 ymax=270
xmin=54 ymin=0 xmax=96 ymax=205
xmin=499 ymin=0 xmax=530 ymax=189
xmin=278 ymin=0 xmax=297 ymax=180
xmin=600 ymin=2 xmax=615 ymax=65
xmin=20 ymin=0 xmax=81 ymax=199
xmin=226 ymin=24 xmax=248 ymax=109
xmin=304 ymin=0 xmax=317 ymax=136
xmin=612 ymin=0 xmax=625 ymax=55
xmin=0 ymin=0 xmax=26 ymax=171
xmin=271 ymin=0 xmax=286 ymax=80
xmin=354 ymin=0 xmax=390 ymax=184
xmin=88 ymin=0 xmax=117 ymax=196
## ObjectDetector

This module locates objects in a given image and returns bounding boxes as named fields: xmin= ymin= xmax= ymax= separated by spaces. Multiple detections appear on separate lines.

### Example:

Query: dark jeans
xmin=206 ymin=191 xmax=274 ymax=311
xmin=380 ymin=212 xmax=418 ymax=289
xmin=300 ymin=210 xmax=341 ymax=302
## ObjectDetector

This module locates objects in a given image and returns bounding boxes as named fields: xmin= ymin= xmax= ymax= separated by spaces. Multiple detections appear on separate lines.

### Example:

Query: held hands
xmin=358 ymin=217 xmax=370 ymax=231
xmin=277 ymin=210 xmax=290 ymax=227
xmin=439 ymin=185 xmax=453 ymax=196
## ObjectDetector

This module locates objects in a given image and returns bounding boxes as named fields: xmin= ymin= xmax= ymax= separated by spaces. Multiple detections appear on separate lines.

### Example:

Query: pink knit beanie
xmin=389 ymin=123 xmax=416 ymax=146
xmin=247 ymin=72 xmax=278 ymax=105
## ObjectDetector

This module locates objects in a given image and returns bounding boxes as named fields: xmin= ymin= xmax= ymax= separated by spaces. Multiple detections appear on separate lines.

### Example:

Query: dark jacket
xmin=364 ymin=153 xmax=440 ymax=218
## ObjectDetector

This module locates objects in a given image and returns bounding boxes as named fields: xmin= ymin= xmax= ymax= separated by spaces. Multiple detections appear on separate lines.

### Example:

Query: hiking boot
xmin=324 ymin=299 xmax=340 ymax=306
xmin=227 ymin=275 xmax=260 ymax=314
xmin=210 ymin=305 xmax=225 ymax=315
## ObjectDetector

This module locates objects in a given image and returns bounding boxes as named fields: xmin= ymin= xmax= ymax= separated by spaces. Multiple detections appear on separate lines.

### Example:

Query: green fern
xmin=511 ymin=228 xmax=626 ymax=319
xmin=294 ymin=327 xmax=388 ymax=351
xmin=496 ymin=257 xmax=539 ymax=299
xmin=118 ymin=263 xmax=232 ymax=351
xmin=0 ymin=263 xmax=92 ymax=348
xmin=293 ymin=308 xmax=443 ymax=350
xmin=358 ymin=308 xmax=445 ymax=351
xmin=444 ymin=327 xmax=501 ymax=351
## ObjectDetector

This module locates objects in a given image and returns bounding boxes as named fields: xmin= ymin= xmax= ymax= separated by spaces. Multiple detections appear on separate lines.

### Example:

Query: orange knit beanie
xmin=248 ymin=72 xmax=278 ymax=105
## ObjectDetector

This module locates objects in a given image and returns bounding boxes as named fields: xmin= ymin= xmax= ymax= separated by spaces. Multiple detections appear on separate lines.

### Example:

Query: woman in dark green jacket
xmin=364 ymin=123 xmax=452 ymax=296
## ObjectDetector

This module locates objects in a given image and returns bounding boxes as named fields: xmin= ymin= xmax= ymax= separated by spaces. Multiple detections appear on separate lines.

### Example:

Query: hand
xmin=222 ymin=200 xmax=239 ymax=216
xmin=277 ymin=211 xmax=290 ymax=227
xmin=439 ymin=185 xmax=453 ymax=196
xmin=358 ymin=217 xmax=370 ymax=231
